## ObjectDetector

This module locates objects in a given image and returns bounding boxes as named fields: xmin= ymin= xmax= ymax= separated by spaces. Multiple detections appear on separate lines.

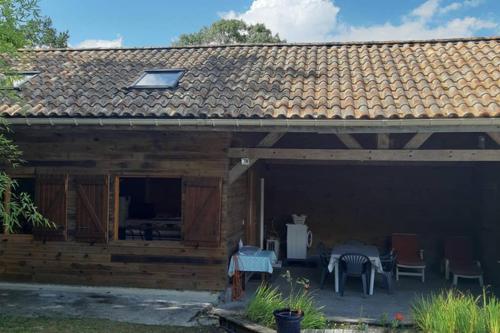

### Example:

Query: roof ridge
xmin=20 ymin=35 xmax=500 ymax=52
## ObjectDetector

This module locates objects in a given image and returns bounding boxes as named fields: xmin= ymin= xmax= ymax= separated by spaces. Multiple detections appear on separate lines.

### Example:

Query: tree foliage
xmin=0 ymin=0 xmax=69 ymax=51
xmin=0 ymin=0 xmax=57 ymax=233
xmin=173 ymin=19 xmax=285 ymax=46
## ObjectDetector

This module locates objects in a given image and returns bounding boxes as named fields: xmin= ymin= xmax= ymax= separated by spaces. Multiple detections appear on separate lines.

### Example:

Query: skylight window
xmin=131 ymin=69 xmax=184 ymax=89
xmin=1 ymin=71 xmax=39 ymax=89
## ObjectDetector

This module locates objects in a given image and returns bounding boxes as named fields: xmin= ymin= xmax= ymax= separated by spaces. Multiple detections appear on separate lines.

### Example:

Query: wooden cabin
xmin=0 ymin=37 xmax=499 ymax=292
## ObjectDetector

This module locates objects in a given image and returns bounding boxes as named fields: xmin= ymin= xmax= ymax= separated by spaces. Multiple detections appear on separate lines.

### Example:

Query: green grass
xmin=0 ymin=315 xmax=220 ymax=333
xmin=412 ymin=289 xmax=500 ymax=333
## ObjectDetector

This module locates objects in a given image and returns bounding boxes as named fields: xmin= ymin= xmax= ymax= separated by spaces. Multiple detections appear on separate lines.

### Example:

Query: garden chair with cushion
xmin=339 ymin=253 xmax=371 ymax=297
xmin=392 ymin=233 xmax=426 ymax=282
xmin=444 ymin=236 xmax=483 ymax=287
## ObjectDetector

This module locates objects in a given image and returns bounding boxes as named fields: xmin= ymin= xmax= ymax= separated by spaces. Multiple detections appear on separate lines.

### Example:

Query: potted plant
xmin=273 ymin=270 xmax=309 ymax=333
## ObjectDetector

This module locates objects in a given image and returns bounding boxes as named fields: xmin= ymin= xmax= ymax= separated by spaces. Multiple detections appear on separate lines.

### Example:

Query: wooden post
xmin=259 ymin=178 xmax=264 ymax=250
xmin=113 ymin=176 xmax=120 ymax=241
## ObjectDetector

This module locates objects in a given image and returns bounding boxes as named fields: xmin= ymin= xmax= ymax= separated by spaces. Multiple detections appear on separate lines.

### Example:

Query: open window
xmin=117 ymin=177 xmax=182 ymax=241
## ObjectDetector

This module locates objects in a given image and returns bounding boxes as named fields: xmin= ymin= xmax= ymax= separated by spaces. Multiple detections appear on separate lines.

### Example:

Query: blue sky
xmin=39 ymin=0 xmax=499 ymax=47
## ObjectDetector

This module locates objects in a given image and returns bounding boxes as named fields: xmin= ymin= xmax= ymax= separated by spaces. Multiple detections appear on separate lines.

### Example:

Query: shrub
xmin=412 ymin=289 xmax=500 ymax=333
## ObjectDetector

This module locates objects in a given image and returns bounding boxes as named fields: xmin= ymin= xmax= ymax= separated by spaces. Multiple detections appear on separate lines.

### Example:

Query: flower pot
xmin=273 ymin=308 xmax=304 ymax=333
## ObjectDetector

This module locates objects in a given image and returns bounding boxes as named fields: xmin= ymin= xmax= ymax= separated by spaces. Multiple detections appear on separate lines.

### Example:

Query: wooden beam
xmin=487 ymin=132 xmax=500 ymax=145
xmin=255 ymin=132 xmax=286 ymax=147
xmin=228 ymin=132 xmax=285 ymax=184
xmin=228 ymin=148 xmax=500 ymax=162
xmin=336 ymin=134 xmax=362 ymax=149
xmin=377 ymin=134 xmax=390 ymax=149
xmin=404 ymin=133 xmax=433 ymax=149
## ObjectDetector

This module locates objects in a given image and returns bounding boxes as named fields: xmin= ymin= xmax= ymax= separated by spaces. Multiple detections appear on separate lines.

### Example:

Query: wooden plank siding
xmin=0 ymin=129 xmax=234 ymax=291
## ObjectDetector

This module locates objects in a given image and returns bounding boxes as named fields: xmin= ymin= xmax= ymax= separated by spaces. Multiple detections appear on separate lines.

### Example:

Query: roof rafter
xmin=228 ymin=132 xmax=285 ymax=184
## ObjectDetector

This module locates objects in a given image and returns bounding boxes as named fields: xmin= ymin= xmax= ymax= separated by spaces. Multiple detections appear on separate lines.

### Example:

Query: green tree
xmin=0 ymin=0 xmax=57 ymax=233
xmin=0 ymin=0 xmax=69 ymax=51
xmin=173 ymin=19 xmax=285 ymax=46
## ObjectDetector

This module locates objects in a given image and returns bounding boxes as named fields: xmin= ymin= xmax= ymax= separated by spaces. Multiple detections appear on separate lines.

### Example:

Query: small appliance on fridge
xmin=286 ymin=214 xmax=312 ymax=260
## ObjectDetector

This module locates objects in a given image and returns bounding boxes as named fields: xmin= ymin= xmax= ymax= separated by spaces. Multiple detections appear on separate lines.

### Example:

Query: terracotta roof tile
xmin=1 ymin=37 xmax=499 ymax=119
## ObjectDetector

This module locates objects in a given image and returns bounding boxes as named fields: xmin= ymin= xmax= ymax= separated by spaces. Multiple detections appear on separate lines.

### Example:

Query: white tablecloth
xmin=227 ymin=250 xmax=277 ymax=277
xmin=328 ymin=244 xmax=383 ymax=273
xmin=327 ymin=244 xmax=383 ymax=295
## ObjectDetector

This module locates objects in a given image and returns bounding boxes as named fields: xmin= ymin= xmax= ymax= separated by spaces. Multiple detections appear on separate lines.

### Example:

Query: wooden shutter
xmin=75 ymin=175 xmax=109 ymax=243
xmin=182 ymin=177 xmax=222 ymax=247
xmin=34 ymin=175 xmax=68 ymax=241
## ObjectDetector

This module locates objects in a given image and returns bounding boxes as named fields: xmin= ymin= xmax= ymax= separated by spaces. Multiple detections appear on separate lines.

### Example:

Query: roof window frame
xmin=0 ymin=71 xmax=40 ymax=90
xmin=130 ymin=69 xmax=185 ymax=89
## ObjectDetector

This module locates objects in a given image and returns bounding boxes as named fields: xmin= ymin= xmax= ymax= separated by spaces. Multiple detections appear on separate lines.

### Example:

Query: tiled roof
xmin=1 ymin=37 xmax=499 ymax=120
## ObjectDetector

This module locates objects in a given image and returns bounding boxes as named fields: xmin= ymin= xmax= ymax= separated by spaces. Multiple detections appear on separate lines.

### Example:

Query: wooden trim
xmin=228 ymin=148 xmax=500 ymax=162
xmin=113 ymin=176 xmax=120 ymax=241
xmin=11 ymin=118 xmax=500 ymax=134
xmin=404 ymin=133 xmax=433 ymax=149
xmin=228 ymin=132 xmax=285 ymax=184
xmin=336 ymin=134 xmax=362 ymax=149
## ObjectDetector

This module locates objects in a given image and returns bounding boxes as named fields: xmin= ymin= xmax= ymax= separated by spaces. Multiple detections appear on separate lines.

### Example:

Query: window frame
xmin=0 ymin=71 xmax=40 ymax=90
xmin=129 ymin=69 xmax=185 ymax=89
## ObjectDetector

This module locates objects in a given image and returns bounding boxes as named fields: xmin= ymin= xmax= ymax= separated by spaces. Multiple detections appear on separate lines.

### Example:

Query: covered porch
xmin=225 ymin=130 xmax=500 ymax=322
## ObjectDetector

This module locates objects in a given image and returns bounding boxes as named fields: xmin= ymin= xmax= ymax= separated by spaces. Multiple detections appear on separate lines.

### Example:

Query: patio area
xmin=222 ymin=262 xmax=494 ymax=324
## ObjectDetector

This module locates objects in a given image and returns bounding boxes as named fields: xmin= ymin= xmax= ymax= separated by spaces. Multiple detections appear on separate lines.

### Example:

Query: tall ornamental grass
xmin=246 ymin=284 xmax=285 ymax=328
xmin=246 ymin=273 xmax=327 ymax=330
xmin=412 ymin=290 xmax=500 ymax=333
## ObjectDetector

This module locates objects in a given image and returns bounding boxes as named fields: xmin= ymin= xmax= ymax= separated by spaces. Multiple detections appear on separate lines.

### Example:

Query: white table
xmin=327 ymin=244 xmax=383 ymax=295
xmin=228 ymin=250 xmax=277 ymax=277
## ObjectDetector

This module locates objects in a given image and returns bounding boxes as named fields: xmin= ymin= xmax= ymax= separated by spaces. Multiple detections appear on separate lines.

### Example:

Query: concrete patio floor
xmin=0 ymin=282 xmax=219 ymax=327
xmin=220 ymin=265 xmax=495 ymax=324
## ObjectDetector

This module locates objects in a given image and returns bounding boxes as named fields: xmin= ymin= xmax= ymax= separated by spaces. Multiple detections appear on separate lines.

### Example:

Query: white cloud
xmin=221 ymin=0 xmax=496 ymax=43
xmin=221 ymin=0 xmax=340 ymax=42
xmin=439 ymin=0 xmax=482 ymax=14
xmin=74 ymin=36 xmax=123 ymax=49
xmin=334 ymin=16 xmax=496 ymax=42
xmin=440 ymin=2 xmax=463 ymax=14
xmin=410 ymin=0 xmax=440 ymax=20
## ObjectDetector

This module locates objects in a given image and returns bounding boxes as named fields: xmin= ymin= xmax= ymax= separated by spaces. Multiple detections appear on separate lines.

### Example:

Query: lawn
xmin=0 ymin=315 xmax=222 ymax=333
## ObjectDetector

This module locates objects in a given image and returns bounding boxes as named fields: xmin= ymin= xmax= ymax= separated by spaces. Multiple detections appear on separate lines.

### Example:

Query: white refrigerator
xmin=286 ymin=224 xmax=311 ymax=260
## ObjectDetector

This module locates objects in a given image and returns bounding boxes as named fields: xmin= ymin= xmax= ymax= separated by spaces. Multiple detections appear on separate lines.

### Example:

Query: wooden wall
xmin=263 ymin=163 xmax=484 ymax=270
xmin=477 ymin=164 xmax=500 ymax=286
xmin=0 ymin=128 xmax=232 ymax=291
xmin=225 ymin=173 xmax=247 ymax=256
